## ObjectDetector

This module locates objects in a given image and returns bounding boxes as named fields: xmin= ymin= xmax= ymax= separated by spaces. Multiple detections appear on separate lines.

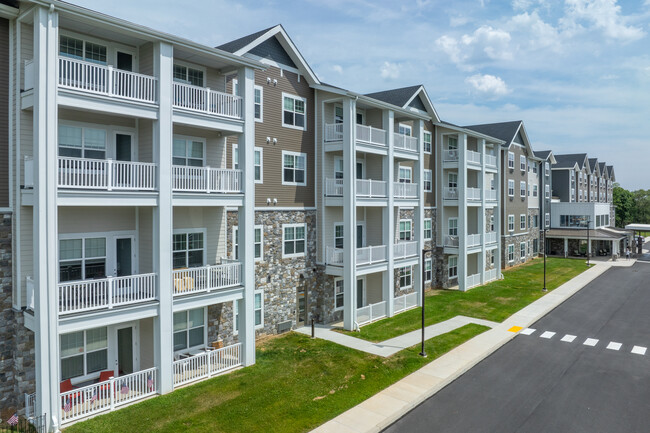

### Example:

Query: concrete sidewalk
xmin=312 ymin=259 xmax=633 ymax=433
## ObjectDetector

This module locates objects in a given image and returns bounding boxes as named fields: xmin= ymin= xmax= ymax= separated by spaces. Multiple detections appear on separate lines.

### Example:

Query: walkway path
xmin=311 ymin=258 xmax=635 ymax=433
xmin=295 ymin=316 xmax=498 ymax=358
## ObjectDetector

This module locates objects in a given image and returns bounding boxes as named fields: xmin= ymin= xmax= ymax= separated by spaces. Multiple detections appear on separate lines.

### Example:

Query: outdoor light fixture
xmin=420 ymin=248 xmax=434 ymax=357
xmin=543 ymin=228 xmax=547 ymax=292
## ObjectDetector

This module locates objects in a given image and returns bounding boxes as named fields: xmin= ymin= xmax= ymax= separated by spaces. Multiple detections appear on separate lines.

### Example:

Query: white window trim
xmin=173 ymin=59 xmax=207 ymax=87
xmin=254 ymin=85 xmax=263 ymax=123
xmin=60 ymin=327 xmax=109 ymax=383
xmin=232 ymin=143 xmax=238 ymax=170
xmin=448 ymin=217 xmax=458 ymax=236
xmin=508 ymin=152 xmax=515 ymax=169
xmin=173 ymin=307 xmax=208 ymax=355
xmin=233 ymin=290 xmax=264 ymax=334
xmin=508 ymin=215 xmax=515 ymax=232
xmin=520 ymin=181 xmax=526 ymax=197
xmin=398 ymin=265 xmax=413 ymax=290
xmin=398 ymin=165 xmax=413 ymax=183
xmin=424 ymin=218 xmax=432 ymax=240
xmin=173 ymin=135 xmax=206 ymax=167
xmin=281 ymin=92 xmax=308 ymax=131
xmin=173 ymin=228 xmax=208 ymax=267
xmin=520 ymin=214 xmax=526 ymax=230
xmin=448 ymin=255 xmax=458 ymax=279
xmin=282 ymin=223 xmax=307 ymax=259
xmin=254 ymin=146 xmax=263 ymax=184
xmin=424 ymin=258 xmax=432 ymax=283
xmin=508 ymin=179 xmax=515 ymax=197
xmin=423 ymin=131 xmax=432 ymax=154
xmin=520 ymin=242 xmax=526 ymax=259
xmin=424 ymin=169 xmax=433 ymax=192
xmin=234 ymin=225 xmax=264 ymax=261
xmin=398 ymin=123 xmax=412 ymax=136
xmin=281 ymin=150 xmax=307 ymax=186
xmin=508 ymin=244 xmax=515 ymax=263
xmin=520 ymin=155 xmax=526 ymax=171
xmin=334 ymin=278 xmax=344 ymax=311
xmin=399 ymin=219 xmax=413 ymax=241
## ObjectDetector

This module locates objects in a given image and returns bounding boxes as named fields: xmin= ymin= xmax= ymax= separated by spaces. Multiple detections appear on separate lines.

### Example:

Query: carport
xmin=624 ymin=224 xmax=650 ymax=254
xmin=545 ymin=227 xmax=630 ymax=258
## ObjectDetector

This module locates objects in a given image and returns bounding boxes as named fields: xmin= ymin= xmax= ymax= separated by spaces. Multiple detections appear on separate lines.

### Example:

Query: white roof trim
xmin=0 ymin=3 xmax=19 ymax=19
xmin=402 ymin=86 xmax=441 ymax=123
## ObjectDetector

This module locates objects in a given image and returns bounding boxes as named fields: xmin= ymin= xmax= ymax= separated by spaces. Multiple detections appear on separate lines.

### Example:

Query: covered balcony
xmin=324 ymin=178 xmax=387 ymax=199
xmin=326 ymin=245 xmax=388 ymax=266
xmin=393 ymin=241 xmax=418 ymax=260
xmin=393 ymin=132 xmax=418 ymax=153
xmin=172 ymin=82 xmax=242 ymax=119
xmin=394 ymin=182 xmax=418 ymax=199
xmin=172 ymin=262 xmax=242 ymax=296
xmin=172 ymin=166 xmax=242 ymax=194
xmin=323 ymin=123 xmax=388 ymax=148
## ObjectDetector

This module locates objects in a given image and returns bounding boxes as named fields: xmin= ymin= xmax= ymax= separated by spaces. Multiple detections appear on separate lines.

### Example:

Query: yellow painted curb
xmin=508 ymin=326 xmax=523 ymax=333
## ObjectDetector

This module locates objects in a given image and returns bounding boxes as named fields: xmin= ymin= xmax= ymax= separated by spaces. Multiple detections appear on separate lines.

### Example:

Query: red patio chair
xmin=60 ymin=379 xmax=82 ymax=406
xmin=98 ymin=370 xmax=115 ymax=393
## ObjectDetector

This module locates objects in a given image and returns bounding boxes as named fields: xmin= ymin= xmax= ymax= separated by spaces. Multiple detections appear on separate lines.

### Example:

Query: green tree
xmin=613 ymin=183 xmax=634 ymax=227
xmin=632 ymin=189 xmax=650 ymax=224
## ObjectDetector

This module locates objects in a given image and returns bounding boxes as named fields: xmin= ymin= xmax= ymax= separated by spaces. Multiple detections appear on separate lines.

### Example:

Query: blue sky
xmin=71 ymin=0 xmax=650 ymax=189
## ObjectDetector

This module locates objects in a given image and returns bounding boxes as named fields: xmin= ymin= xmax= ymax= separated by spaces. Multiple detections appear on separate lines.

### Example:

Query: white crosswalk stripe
xmin=561 ymin=334 xmax=577 ymax=343
xmin=583 ymin=338 xmax=599 ymax=346
xmin=521 ymin=328 xmax=536 ymax=335
xmin=631 ymin=346 xmax=647 ymax=355
xmin=540 ymin=331 xmax=556 ymax=339
xmin=606 ymin=342 xmax=622 ymax=351
xmin=519 ymin=329 xmax=647 ymax=356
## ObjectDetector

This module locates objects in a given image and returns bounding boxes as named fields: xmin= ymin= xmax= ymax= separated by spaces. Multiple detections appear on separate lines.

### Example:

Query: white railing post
xmin=107 ymin=65 xmax=114 ymax=97
xmin=205 ymin=166 xmax=211 ymax=193
xmin=106 ymin=159 xmax=113 ymax=191
xmin=107 ymin=276 xmax=114 ymax=309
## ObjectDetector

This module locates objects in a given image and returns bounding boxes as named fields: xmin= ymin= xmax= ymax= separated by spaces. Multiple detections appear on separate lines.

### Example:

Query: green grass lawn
xmin=65 ymin=324 xmax=488 ymax=433
xmin=342 ymin=257 xmax=589 ymax=342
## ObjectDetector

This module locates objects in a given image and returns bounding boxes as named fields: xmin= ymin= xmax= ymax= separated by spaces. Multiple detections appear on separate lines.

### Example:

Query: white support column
xmin=383 ymin=110 xmax=395 ymax=315
xmin=414 ymin=120 xmax=425 ymax=306
xmin=342 ymin=98 xmax=357 ymax=331
xmin=564 ymin=237 xmax=568 ymax=257
xmin=153 ymin=41 xmax=174 ymax=394
xmin=479 ymin=139 xmax=486 ymax=284
xmin=495 ymin=144 xmax=502 ymax=277
xmin=458 ymin=133 xmax=467 ymax=291
xmin=33 ymin=6 xmax=60 ymax=431
xmin=237 ymin=66 xmax=256 ymax=365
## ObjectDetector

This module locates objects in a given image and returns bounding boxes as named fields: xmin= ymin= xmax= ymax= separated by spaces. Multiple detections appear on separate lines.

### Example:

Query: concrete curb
xmin=312 ymin=261 xmax=620 ymax=433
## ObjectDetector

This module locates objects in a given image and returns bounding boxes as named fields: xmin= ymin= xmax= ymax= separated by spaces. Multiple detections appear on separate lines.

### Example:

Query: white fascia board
xmin=435 ymin=122 xmax=506 ymax=146
xmin=0 ymin=4 xmax=19 ymax=19
xmin=402 ymin=86 xmax=441 ymax=123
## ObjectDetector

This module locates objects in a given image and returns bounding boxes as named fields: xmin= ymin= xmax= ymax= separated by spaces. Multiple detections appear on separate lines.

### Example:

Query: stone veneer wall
xmin=208 ymin=210 xmax=318 ymax=344
xmin=0 ymin=213 xmax=35 ymax=416
xmin=423 ymin=208 xmax=437 ymax=291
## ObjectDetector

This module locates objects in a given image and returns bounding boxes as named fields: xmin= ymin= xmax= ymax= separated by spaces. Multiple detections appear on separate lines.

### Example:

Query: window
xmin=424 ymin=170 xmax=432 ymax=192
xmin=233 ymin=144 xmax=239 ymax=170
xmin=233 ymin=225 xmax=262 ymax=260
xmin=173 ymin=308 xmax=205 ymax=352
xmin=424 ymin=258 xmax=432 ymax=282
xmin=520 ymin=214 xmax=526 ymax=230
xmin=334 ymin=279 xmax=344 ymax=310
xmin=173 ymin=137 xmax=204 ymax=167
xmin=533 ymin=239 xmax=539 ymax=254
xmin=282 ymin=93 xmax=306 ymax=129
xmin=59 ymin=237 xmax=106 ymax=282
xmin=448 ymin=172 xmax=458 ymax=188
xmin=399 ymin=266 xmax=412 ymax=288
xmin=173 ymin=63 xmax=204 ymax=87
xmin=508 ymin=152 xmax=515 ymax=169
xmin=448 ymin=136 xmax=458 ymax=150
xmin=533 ymin=163 xmax=537 ymax=174
xmin=398 ymin=124 xmax=412 ymax=136
xmin=282 ymin=151 xmax=307 ymax=185
xmin=520 ymin=155 xmax=526 ymax=171
xmin=60 ymin=36 xmax=107 ymax=65
xmin=173 ymin=231 xmax=204 ymax=269
xmin=545 ymin=184 xmax=550 ymax=199
xmin=254 ymin=147 xmax=263 ymax=183
xmin=545 ymin=213 xmax=550 ymax=227
xmin=533 ymin=185 xmax=538 ymax=197
xmin=508 ymin=215 xmax=515 ymax=232
xmin=334 ymin=224 xmax=344 ymax=249
xmin=448 ymin=256 xmax=458 ymax=279
xmin=283 ymin=224 xmax=306 ymax=258
xmin=399 ymin=220 xmax=412 ymax=241
xmin=545 ymin=162 xmax=550 ymax=176
xmin=334 ymin=106 xmax=343 ymax=124
xmin=60 ymin=327 xmax=108 ymax=381
xmin=58 ymin=125 xmax=106 ymax=159
xmin=508 ymin=180 xmax=515 ymax=197
xmin=234 ymin=291 xmax=264 ymax=331
xmin=508 ymin=244 xmax=515 ymax=262
xmin=423 ymin=131 xmax=432 ymax=153
xmin=254 ymin=86 xmax=263 ymax=121
xmin=398 ymin=166 xmax=412 ymax=183
xmin=520 ymin=181 xmax=526 ymax=197
xmin=448 ymin=218 xmax=458 ymax=236
xmin=424 ymin=219 xmax=432 ymax=240
xmin=520 ymin=242 xmax=526 ymax=259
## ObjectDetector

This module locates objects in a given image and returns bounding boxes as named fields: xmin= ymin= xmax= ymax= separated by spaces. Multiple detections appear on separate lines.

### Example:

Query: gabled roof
xmin=364 ymin=85 xmax=440 ymax=123
xmin=588 ymin=158 xmax=600 ymax=176
xmin=534 ymin=150 xmax=557 ymax=164
xmin=216 ymin=24 xmax=320 ymax=85
xmin=598 ymin=162 xmax=608 ymax=179
xmin=464 ymin=120 xmax=535 ymax=156
xmin=552 ymin=153 xmax=590 ymax=171
xmin=607 ymin=165 xmax=616 ymax=181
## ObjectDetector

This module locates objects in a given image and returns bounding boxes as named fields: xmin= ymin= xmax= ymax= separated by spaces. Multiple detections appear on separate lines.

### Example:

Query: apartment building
xmin=465 ymin=121 xmax=540 ymax=269
xmin=4 ymin=1 xmax=261 ymax=429
xmin=533 ymin=150 xmax=556 ymax=254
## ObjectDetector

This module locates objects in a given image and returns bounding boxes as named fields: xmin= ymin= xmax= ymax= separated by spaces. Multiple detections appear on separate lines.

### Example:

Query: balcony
xmin=393 ymin=132 xmax=418 ymax=153
xmin=443 ymin=187 xmax=458 ymax=200
xmin=394 ymin=182 xmax=418 ymax=199
xmin=173 ymin=343 xmax=242 ymax=387
xmin=467 ymin=187 xmax=482 ymax=201
xmin=57 ymin=273 xmax=157 ymax=316
xmin=467 ymin=234 xmax=482 ymax=248
xmin=57 ymin=57 xmax=158 ymax=104
xmin=444 ymin=150 xmax=459 ymax=162
xmin=466 ymin=273 xmax=481 ymax=289
xmin=172 ymin=82 xmax=242 ymax=119
xmin=444 ymin=235 xmax=459 ymax=247
xmin=394 ymin=241 xmax=418 ymax=260
xmin=486 ymin=268 xmax=497 ymax=282
xmin=485 ymin=232 xmax=497 ymax=244
xmin=172 ymin=166 xmax=242 ymax=194
xmin=54 ymin=157 xmax=157 ymax=191
xmin=356 ymin=301 xmax=387 ymax=327
xmin=172 ymin=263 xmax=242 ymax=296
xmin=324 ymin=178 xmax=387 ymax=198
xmin=466 ymin=150 xmax=482 ymax=165
xmin=485 ymin=154 xmax=497 ymax=167
xmin=326 ymin=245 xmax=387 ymax=266
xmin=394 ymin=292 xmax=418 ymax=314
xmin=356 ymin=124 xmax=387 ymax=146
xmin=485 ymin=190 xmax=497 ymax=201
xmin=324 ymin=123 xmax=343 ymax=142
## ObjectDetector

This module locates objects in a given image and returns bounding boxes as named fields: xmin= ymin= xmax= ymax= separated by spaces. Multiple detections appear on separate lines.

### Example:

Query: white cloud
xmin=465 ymin=74 xmax=511 ymax=97
xmin=462 ymin=26 xmax=513 ymax=60
xmin=562 ymin=0 xmax=645 ymax=42
xmin=508 ymin=11 xmax=561 ymax=50
xmin=380 ymin=61 xmax=401 ymax=79
xmin=332 ymin=65 xmax=343 ymax=74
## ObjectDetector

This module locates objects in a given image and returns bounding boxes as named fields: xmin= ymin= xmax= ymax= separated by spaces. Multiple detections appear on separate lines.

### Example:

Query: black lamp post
xmin=586 ymin=219 xmax=591 ymax=266
xmin=542 ymin=228 xmax=547 ymax=292
xmin=420 ymin=248 xmax=434 ymax=357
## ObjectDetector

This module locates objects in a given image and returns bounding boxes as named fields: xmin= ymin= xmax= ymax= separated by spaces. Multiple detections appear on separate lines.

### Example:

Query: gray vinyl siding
xmin=248 ymin=36 xmax=297 ymax=68
xmin=58 ymin=207 xmax=136 ymax=234
xmin=139 ymin=119 xmax=153 ymax=163
xmin=139 ymin=317 xmax=155 ymax=369
xmin=552 ymin=170 xmax=570 ymax=202
xmin=502 ymin=144 xmax=529 ymax=235
xmin=0 ymin=18 xmax=9 ymax=207
xmin=172 ymin=207 xmax=226 ymax=265
xmin=138 ymin=42 xmax=154 ymax=76
xmin=138 ymin=208 xmax=153 ymax=274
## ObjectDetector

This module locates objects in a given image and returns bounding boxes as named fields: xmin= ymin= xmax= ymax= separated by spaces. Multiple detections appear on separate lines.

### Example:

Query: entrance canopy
xmin=625 ymin=224 xmax=650 ymax=232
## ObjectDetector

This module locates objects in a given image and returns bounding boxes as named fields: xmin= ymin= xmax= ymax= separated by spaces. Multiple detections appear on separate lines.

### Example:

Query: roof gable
xmin=248 ymin=36 xmax=296 ymax=68
xmin=364 ymin=85 xmax=440 ymax=122
xmin=607 ymin=166 xmax=616 ymax=181
xmin=464 ymin=120 xmax=535 ymax=155
xmin=408 ymin=95 xmax=427 ymax=111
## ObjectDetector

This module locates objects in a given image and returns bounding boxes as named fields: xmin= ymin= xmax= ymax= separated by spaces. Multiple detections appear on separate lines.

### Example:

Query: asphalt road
xmin=384 ymin=262 xmax=650 ymax=433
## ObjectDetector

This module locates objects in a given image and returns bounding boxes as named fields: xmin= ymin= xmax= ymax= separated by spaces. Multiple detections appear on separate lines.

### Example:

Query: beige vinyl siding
xmin=172 ymin=125 xmax=225 ymax=168
xmin=205 ymin=67 xmax=226 ymax=93
xmin=59 ymin=109 xmax=137 ymax=128
xmin=58 ymin=207 xmax=136 ymax=234
xmin=365 ymin=208 xmax=383 ymax=246
xmin=138 ymin=207 xmax=153 ymax=273
xmin=423 ymin=122 xmax=435 ymax=207
xmin=365 ymin=154 xmax=383 ymax=180
xmin=365 ymin=272 xmax=383 ymax=304
xmin=138 ymin=42 xmax=154 ymax=76
xmin=20 ymin=23 xmax=33 ymax=91
xmin=139 ymin=119 xmax=153 ymax=163
xmin=20 ymin=207 xmax=33 ymax=305
xmin=0 ymin=18 xmax=9 ymax=207
xmin=173 ymin=207 xmax=225 ymax=265
xmin=365 ymin=109 xmax=382 ymax=129
xmin=20 ymin=110 xmax=32 ymax=187
xmin=139 ymin=318 xmax=155 ymax=369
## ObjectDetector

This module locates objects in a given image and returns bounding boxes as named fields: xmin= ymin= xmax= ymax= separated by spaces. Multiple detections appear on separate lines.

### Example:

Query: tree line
xmin=613 ymin=184 xmax=650 ymax=227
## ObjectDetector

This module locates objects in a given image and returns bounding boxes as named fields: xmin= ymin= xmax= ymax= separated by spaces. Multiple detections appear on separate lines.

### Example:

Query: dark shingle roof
xmin=463 ymin=121 xmax=522 ymax=147
xmin=534 ymin=150 xmax=552 ymax=159
xmin=588 ymin=157 xmax=599 ymax=172
xmin=364 ymin=85 xmax=423 ymax=107
xmin=0 ymin=0 xmax=18 ymax=7
xmin=553 ymin=153 xmax=587 ymax=169
xmin=599 ymin=162 xmax=607 ymax=173
xmin=216 ymin=25 xmax=278 ymax=53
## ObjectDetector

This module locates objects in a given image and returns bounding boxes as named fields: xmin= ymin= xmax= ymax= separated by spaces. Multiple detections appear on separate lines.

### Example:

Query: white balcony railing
xmin=394 ymin=241 xmax=418 ymax=260
xmin=324 ymin=178 xmax=343 ymax=197
xmin=466 ymin=273 xmax=481 ymax=289
xmin=26 ymin=276 xmax=34 ymax=311
xmin=173 ymin=343 xmax=242 ymax=388
xmin=356 ymin=124 xmax=387 ymax=146
xmin=172 ymin=166 xmax=242 ymax=193
xmin=444 ymin=149 xmax=459 ymax=161
xmin=58 ymin=273 xmax=157 ymax=315
xmin=24 ymin=156 xmax=34 ymax=188
xmin=60 ymin=367 xmax=158 ymax=424
xmin=173 ymin=82 xmax=242 ymax=119
xmin=485 ymin=232 xmax=497 ymax=244
xmin=357 ymin=179 xmax=387 ymax=198
xmin=486 ymin=268 xmax=497 ymax=282
xmin=25 ymin=392 xmax=36 ymax=419
xmin=467 ymin=187 xmax=482 ymax=201
xmin=394 ymin=292 xmax=418 ymax=315
xmin=443 ymin=187 xmax=458 ymax=200
xmin=485 ymin=154 xmax=497 ymax=167
xmin=356 ymin=300 xmax=387 ymax=327
xmin=444 ymin=235 xmax=459 ymax=247
xmin=172 ymin=263 xmax=242 ymax=296
xmin=58 ymin=57 xmax=157 ymax=103
xmin=394 ymin=182 xmax=418 ymax=199
xmin=466 ymin=150 xmax=482 ymax=165
xmin=326 ymin=245 xmax=387 ymax=266
xmin=324 ymin=123 xmax=343 ymax=142
xmin=467 ymin=234 xmax=482 ymax=248
xmin=393 ymin=133 xmax=418 ymax=152
xmin=485 ymin=190 xmax=497 ymax=201
xmin=58 ymin=157 xmax=157 ymax=191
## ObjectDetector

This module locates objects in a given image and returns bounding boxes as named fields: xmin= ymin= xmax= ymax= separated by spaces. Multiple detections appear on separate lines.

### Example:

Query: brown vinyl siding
xmin=0 ymin=18 xmax=10 ymax=207
xmin=423 ymin=121 xmax=435 ymax=206
xmin=502 ymin=144 xmax=529 ymax=235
